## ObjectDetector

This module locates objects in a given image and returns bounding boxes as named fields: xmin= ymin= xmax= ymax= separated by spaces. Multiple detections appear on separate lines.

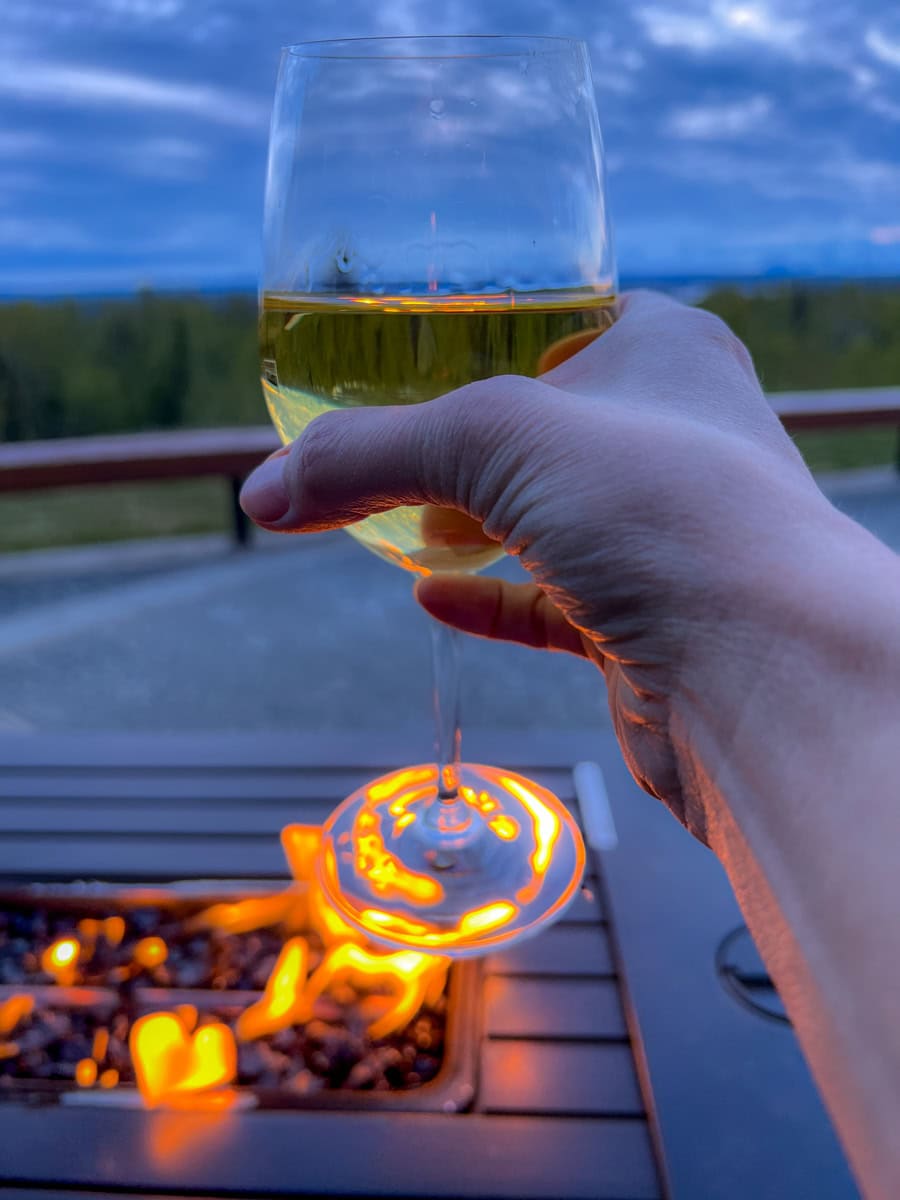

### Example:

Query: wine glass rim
xmin=282 ymin=34 xmax=585 ymax=60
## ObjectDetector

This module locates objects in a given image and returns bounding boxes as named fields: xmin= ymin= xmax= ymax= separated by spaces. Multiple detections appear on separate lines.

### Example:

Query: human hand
xmin=240 ymin=290 xmax=848 ymax=839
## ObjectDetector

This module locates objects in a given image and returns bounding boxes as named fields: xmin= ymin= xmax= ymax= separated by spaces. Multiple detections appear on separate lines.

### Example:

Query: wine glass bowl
xmin=260 ymin=35 xmax=616 ymax=956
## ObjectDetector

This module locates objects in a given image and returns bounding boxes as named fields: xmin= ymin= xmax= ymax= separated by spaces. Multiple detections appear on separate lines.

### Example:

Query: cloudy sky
xmin=3 ymin=0 xmax=900 ymax=295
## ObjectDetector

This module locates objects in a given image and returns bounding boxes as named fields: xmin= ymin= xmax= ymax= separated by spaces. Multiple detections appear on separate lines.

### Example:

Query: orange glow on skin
xmin=134 ymin=936 xmax=168 ymax=968
xmin=0 ymin=994 xmax=34 ymax=1037
xmin=130 ymin=1012 xmax=237 ymax=1109
xmin=236 ymin=938 xmax=310 ymax=1041
xmin=41 ymin=937 xmax=80 ymax=985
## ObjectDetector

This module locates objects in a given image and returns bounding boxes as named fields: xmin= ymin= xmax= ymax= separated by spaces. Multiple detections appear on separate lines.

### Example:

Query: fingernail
xmin=240 ymin=453 xmax=290 ymax=523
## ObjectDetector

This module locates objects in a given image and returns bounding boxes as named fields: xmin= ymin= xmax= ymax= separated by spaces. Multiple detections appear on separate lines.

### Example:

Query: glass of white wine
xmin=261 ymin=35 xmax=617 ymax=956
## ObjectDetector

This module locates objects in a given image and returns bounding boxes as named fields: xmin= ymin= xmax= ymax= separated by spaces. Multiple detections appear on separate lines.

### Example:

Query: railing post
xmin=230 ymin=476 xmax=251 ymax=547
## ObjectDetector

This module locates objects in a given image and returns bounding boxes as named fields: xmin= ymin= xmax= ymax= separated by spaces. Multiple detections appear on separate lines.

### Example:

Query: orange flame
xmin=130 ymin=1011 xmax=237 ymax=1110
xmin=92 ymin=1028 xmax=109 ymax=1061
xmin=196 ymin=892 xmax=301 ymax=936
xmin=281 ymin=825 xmax=366 ymax=945
xmin=41 ymin=936 xmax=80 ymax=985
xmin=303 ymin=942 xmax=449 ymax=1040
xmin=236 ymin=938 xmax=310 ymax=1041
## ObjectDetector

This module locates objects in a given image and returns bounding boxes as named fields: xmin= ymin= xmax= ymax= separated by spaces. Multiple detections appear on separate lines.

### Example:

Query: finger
xmin=415 ymin=575 xmax=589 ymax=658
xmin=537 ymin=289 xmax=687 ymax=394
xmin=240 ymin=374 xmax=551 ymax=533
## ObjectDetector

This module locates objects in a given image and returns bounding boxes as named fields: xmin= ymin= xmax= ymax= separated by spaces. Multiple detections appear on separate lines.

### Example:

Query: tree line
xmin=0 ymin=283 xmax=897 ymax=443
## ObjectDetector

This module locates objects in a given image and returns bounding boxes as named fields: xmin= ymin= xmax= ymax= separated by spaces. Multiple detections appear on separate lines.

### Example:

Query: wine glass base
xmin=316 ymin=763 xmax=585 ymax=958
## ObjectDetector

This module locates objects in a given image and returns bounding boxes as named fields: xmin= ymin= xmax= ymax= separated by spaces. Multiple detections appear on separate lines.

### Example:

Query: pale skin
xmin=242 ymin=290 xmax=900 ymax=1199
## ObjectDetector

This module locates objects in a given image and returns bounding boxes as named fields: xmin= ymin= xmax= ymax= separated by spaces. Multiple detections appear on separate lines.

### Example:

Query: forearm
xmin=676 ymin=516 xmax=900 ymax=1199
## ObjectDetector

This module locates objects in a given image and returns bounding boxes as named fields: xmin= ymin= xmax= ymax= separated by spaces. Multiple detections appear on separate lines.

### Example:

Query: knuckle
xmin=686 ymin=308 xmax=755 ymax=369
xmin=290 ymin=410 xmax=346 ymax=509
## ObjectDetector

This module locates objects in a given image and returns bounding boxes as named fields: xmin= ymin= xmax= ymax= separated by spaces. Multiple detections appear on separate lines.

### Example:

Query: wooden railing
xmin=1 ymin=388 xmax=898 ymax=545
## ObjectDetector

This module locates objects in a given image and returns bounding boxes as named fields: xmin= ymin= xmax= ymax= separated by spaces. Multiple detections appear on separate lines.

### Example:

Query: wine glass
xmin=260 ymin=35 xmax=617 ymax=956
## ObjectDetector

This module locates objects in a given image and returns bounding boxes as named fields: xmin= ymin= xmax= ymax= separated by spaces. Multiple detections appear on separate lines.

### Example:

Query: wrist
xmin=673 ymin=504 xmax=900 ymax=836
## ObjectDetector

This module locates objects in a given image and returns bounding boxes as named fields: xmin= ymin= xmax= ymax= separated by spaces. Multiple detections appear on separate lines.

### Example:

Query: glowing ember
xmin=92 ymin=1028 xmax=109 ymax=1061
xmin=41 ymin=936 xmax=80 ymax=985
xmin=0 ymin=993 xmax=34 ymax=1038
xmin=99 ymin=1068 xmax=119 ymax=1089
xmin=103 ymin=916 xmax=125 ymax=947
xmin=76 ymin=1058 xmax=98 ymax=1087
xmin=236 ymin=937 xmax=310 ymax=1041
xmin=133 ymin=936 xmax=168 ymax=968
xmin=130 ymin=1011 xmax=237 ymax=1109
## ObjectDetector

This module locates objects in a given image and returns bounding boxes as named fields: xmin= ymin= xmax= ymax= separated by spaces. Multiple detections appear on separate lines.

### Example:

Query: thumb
xmin=239 ymin=375 xmax=554 ymax=534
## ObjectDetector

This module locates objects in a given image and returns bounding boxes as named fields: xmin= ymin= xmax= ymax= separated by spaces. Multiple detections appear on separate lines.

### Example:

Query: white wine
xmin=260 ymin=290 xmax=616 ymax=574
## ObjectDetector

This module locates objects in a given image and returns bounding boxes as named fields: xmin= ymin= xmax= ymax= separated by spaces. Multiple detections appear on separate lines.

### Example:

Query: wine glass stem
xmin=431 ymin=619 xmax=462 ymax=801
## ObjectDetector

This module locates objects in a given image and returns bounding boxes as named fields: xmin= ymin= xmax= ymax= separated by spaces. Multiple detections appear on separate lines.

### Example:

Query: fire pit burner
xmin=0 ymin=883 xmax=477 ymax=1113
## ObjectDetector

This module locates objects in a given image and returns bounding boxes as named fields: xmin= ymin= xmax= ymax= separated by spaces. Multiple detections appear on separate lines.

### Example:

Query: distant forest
xmin=0 ymin=283 xmax=898 ymax=443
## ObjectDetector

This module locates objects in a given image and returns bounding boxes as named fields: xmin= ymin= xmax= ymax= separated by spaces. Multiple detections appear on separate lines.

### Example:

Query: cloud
xmin=870 ymin=225 xmax=900 ymax=246
xmin=637 ymin=2 xmax=805 ymax=54
xmin=0 ymin=58 xmax=267 ymax=130
xmin=124 ymin=137 xmax=211 ymax=180
xmin=668 ymin=94 xmax=772 ymax=139
xmin=865 ymin=27 xmax=900 ymax=69
xmin=0 ymin=132 xmax=51 ymax=155
xmin=0 ymin=217 xmax=93 ymax=250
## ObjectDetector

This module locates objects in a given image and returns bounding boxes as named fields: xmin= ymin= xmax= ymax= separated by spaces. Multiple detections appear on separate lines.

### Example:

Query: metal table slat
xmin=484 ymin=977 xmax=628 ymax=1040
xmin=0 ymin=801 xmax=335 ymax=835
xmin=481 ymin=1041 xmax=644 ymax=1115
xmin=0 ymin=1107 xmax=661 ymax=1200
xmin=0 ymin=837 xmax=289 ymax=879
xmin=488 ymin=924 xmax=614 ymax=977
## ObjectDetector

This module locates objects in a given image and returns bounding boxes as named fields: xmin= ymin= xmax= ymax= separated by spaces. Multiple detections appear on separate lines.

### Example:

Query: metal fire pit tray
xmin=0 ymin=880 xmax=479 ymax=1114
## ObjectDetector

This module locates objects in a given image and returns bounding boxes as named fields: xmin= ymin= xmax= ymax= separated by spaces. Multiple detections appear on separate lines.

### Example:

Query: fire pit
xmin=0 ymin=823 xmax=477 ymax=1114
xmin=0 ymin=735 xmax=663 ymax=1200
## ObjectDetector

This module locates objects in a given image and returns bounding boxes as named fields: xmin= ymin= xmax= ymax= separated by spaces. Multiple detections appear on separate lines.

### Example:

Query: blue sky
xmin=2 ymin=0 xmax=900 ymax=294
